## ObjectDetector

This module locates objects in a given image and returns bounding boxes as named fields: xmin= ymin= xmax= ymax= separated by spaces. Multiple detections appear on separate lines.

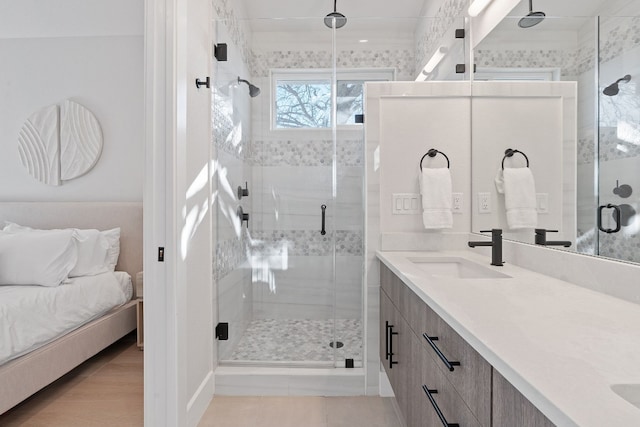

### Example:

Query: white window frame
xmin=270 ymin=68 xmax=395 ymax=131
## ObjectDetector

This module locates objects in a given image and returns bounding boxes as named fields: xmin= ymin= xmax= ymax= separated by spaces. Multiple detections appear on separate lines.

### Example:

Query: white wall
xmin=0 ymin=0 xmax=143 ymax=201
xmin=365 ymin=80 xmax=473 ymax=395
xmin=470 ymin=82 xmax=577 ymax=245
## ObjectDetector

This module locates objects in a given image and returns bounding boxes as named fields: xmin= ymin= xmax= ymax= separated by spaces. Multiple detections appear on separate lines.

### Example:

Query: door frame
xmin=143 ymin=0 xmax=188 ymax=424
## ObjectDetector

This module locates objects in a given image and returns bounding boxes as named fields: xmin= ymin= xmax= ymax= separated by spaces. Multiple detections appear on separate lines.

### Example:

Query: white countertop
xmin=377 ymin=250 xmax=640 ymax=427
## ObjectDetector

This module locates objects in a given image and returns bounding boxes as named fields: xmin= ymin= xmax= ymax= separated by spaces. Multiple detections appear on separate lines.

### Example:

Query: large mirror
xmin=471 ymin=0 xmax=640 ymax=264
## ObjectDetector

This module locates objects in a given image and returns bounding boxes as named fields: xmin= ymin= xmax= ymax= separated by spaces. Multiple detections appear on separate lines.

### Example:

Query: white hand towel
xmin=419 ymin=168 xmax=453 ymax=229
xmin=496 ymin=167 xmax=537 ymax=229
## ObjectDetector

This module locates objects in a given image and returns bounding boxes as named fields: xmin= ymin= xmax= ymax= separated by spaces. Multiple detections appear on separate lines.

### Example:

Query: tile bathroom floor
xmin=1 ymin=332 xmax=401 ymax=427
xmin=228 ymin=318 xmax=363 ymax=363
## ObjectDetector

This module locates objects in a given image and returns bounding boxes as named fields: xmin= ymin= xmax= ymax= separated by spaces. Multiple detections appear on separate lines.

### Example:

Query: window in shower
xmin=272 ymin=69 xmax=394 ymax=129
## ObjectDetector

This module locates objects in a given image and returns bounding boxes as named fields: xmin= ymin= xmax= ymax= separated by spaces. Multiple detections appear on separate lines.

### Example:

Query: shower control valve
xmin=237 ymin=181 xmax=249 ymax=199
xmin=237 ymin=206 xmax=250 ymax=228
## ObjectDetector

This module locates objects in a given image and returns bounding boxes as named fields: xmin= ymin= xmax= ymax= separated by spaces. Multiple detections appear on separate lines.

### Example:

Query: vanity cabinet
xmin=493 ymin=370 xmax=555 ymax=427
xmin=380 ymin=263 xmax=555 ymax=427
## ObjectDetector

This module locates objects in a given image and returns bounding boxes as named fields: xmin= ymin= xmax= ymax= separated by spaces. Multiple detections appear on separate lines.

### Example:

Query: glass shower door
xmin=596 ymin=15 xmax=640 ymax=263
xmin=213 ymin=16 xmax=345 ymax=367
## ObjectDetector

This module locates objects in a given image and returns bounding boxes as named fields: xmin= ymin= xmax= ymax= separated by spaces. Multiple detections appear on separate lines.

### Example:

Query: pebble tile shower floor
xmin=228 ymin=319 xmax=363 ymax=363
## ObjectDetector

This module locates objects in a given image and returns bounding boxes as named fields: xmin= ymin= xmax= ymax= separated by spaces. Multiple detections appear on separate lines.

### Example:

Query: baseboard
xmin=187 ymin=371 xmax=214 ymax=427
xmin=214 ymin=366 xmax=366 ymax=396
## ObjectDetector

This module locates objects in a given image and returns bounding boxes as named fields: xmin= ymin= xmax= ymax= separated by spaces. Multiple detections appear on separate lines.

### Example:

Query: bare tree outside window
xmin=273 ymin=71 xmax=391 ymax=129
xmin=275 ymin=81 xmax=331 ymax=128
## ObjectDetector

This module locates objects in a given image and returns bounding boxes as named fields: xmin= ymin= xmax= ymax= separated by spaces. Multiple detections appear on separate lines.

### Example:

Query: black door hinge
xmin=158 ymin=247 xmax=164 ymax=262
xmin=216 ymin=323 xmax=229 ymax=340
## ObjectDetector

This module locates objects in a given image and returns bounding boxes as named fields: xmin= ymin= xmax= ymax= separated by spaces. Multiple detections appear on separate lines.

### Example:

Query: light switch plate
xmin=537 ymin=193 xmax=549 ymax=213
xmin=392 ymin=193 xmax=421 ymax=215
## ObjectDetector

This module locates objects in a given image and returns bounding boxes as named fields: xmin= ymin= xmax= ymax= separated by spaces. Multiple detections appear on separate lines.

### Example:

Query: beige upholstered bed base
xmin=0 ymin=202 xmax=143 ymax=414
xmin=0 ymin=301 xmax=137 ymax=414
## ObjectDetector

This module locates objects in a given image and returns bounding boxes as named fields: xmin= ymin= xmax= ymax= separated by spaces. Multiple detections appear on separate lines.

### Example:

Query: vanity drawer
xmin=412 ymin=330 xmax=484 ymax=427
xmin=407 ymin=283 xmax=491 ymax=426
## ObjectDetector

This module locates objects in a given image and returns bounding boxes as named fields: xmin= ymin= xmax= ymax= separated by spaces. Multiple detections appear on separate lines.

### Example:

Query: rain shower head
xmin=603 ymin=74 xmax=632 ymax=96
xmin=518 ymin=0 xmax=545 ymax=28
xmin=238 ymin=77 xmax=260 ymax=97
xmin=324 ymin=0 xmax=347 ymax=29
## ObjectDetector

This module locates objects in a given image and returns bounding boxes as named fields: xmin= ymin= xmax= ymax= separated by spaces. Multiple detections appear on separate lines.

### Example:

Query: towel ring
xmin=420 ymin=149 xmax=450 ymax=170
xmin=501 ymin=148 xmax=529 ymax=169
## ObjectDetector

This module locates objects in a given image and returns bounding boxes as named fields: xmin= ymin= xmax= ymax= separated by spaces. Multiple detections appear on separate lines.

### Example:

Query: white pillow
xmin=69 ymin=229 xmax=110 ymax=277
xmin=1 ymin=223 xmax=121 ymax=275
xmin=0 ymin=229 xmax=78 ymax=286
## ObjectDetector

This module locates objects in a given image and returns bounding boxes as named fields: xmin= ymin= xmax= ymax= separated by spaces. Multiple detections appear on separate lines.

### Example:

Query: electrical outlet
xmin=478 ymin=192 xmax=491 ymax=213
xmin=452 ymin=193 xmax=463 ymax=213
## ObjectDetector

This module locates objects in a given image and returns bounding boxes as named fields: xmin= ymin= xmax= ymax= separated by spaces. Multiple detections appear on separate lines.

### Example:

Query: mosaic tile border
xmin=599 ymin=231 xmax=640 ymax=264
xmin=473 ymin=46 xmax=595 ymax=78
xmin=577 ymin=227 xmax=640 ymax=267
xmin=598 ymin=128 xmax=640 ymax=162
xmin=214 ymin=233 xmax=250 ymax=281
xmin=599 ymin=16 xmax=640 ymax=64
xmin=251 ymin=139 xmax=363 ymax=167
xmin=250 ymin=230 xmax=363 ymax=257
xmin=251 ymin=49 xmax=414 ymax=81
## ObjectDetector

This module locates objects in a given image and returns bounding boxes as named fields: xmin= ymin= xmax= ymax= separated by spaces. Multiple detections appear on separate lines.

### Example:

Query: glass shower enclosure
xmin=212 ymin=15 xmax=365 ymax=368
xmin=595 ymin=15 xmax=640 ymax=263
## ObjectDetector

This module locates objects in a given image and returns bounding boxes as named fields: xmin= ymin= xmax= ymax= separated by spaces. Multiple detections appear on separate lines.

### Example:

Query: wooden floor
xmin=200 ymin=396 xmax=403 ymax=427
xmin=0 ymin=334 xmax=143 ymax=426
xmin=1 ymin=334 xmax=403 ymax=427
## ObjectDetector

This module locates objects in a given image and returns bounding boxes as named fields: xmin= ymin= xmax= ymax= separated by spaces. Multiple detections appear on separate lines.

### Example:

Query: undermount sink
xmin=408 ymin=256 xmax=511 ymax=279
xmin=611 ymin=384 xmax=640 ymax=410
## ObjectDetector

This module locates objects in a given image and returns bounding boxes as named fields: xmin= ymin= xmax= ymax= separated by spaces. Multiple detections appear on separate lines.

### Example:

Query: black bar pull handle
xmin=384 ymin=321 xmax=390 ymax=360
xmin=598 ymin=204 xmax=622 ymax=233
xmin=388 ymin=324 xmax=398 ymax=368
xmin=423 ymin=333 xmax=460 ymax=372
xmin=321 ymin=204 xmax=327 ymax=235
xmin=422 ymin=385 xmax=460 ymax=427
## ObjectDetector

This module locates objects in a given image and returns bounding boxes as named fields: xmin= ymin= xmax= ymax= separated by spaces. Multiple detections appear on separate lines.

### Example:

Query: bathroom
xmin=2 ymin=0 xmax=640 ymax=425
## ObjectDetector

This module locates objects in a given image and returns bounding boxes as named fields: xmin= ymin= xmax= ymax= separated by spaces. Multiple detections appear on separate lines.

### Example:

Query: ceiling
xmin=238 ymin=0 xmax=623 ymax=34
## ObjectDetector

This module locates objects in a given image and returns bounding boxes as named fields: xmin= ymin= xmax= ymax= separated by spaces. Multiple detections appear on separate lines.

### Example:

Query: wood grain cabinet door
xmin=493 ymin=370 xmax=556 ymax=427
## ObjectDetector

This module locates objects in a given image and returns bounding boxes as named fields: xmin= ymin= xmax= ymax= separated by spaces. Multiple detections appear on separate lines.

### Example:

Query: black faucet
xmin=468 ymin=229 xmax=503 ymax=266
xmin=534 ymin=229 xmax=571 ymax=247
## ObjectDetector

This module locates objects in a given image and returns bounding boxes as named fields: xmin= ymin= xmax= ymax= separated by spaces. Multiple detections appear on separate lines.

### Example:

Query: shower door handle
xmin=598 ymin=204 xmax=621 ymax=233
xmin=320 ymin=204 xmax=327 ymax=235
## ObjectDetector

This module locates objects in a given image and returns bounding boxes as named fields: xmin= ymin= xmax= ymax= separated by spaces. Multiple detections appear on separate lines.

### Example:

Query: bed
xmin=0 ymin=202 xmax=142 ymax=414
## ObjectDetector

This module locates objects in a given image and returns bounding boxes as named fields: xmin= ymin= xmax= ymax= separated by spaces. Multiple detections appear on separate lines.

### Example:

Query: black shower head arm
xmin=616 ymin=74 xmax=632 ymax=84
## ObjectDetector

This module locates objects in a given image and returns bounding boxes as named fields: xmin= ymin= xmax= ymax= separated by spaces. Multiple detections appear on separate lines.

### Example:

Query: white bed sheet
xmin=0 ymin=271 xmax=132 ymax=365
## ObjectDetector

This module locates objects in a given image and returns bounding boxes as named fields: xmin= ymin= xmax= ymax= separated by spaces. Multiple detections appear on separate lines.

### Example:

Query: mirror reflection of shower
xmin=603 ymin=74 xmax=631 ymax=96
xmin=237 ymin=77 xmax=261 ymax=97
xmin=518 ymin=0 xmax=546 ymax=28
